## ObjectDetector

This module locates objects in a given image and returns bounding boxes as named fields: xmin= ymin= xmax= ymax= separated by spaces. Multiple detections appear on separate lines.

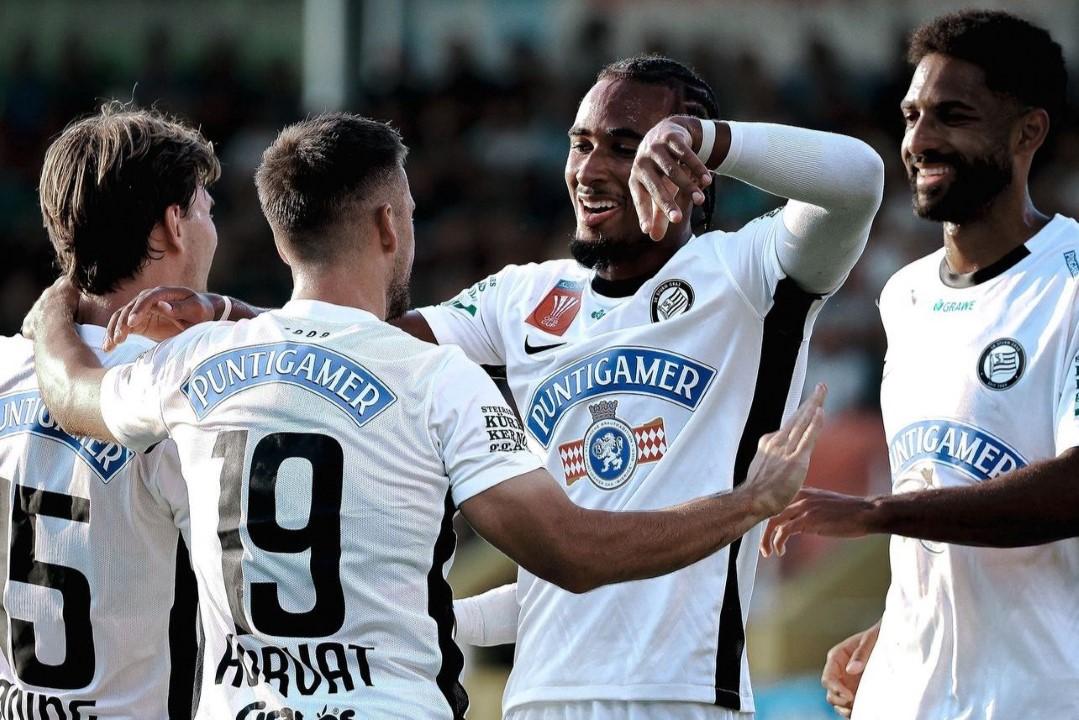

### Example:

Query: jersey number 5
xmin=0 ymin=476 xmax=95 ymax=689
xmin=213 ymin=431 xmax=345 ymax=637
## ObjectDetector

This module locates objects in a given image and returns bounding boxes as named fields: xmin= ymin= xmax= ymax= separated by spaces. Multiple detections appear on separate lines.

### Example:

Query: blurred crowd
xmin=2 ymin=17 xmax=1078 ymax=573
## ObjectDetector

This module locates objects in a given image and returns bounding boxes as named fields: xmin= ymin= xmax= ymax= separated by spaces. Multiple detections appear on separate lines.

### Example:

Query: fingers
xmin=793 ymin=406 xmax=825 ymax=458
xmin=846 ymin=631 xmax=876 ymax=675
xmin=778 ymin=383 xmax=826 ymax=449
xmin=771 ymin=513 xmax=804 ymax=556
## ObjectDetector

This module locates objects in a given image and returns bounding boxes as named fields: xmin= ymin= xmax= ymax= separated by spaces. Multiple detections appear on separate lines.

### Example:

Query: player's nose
xmin=904 ymin=115 xmax=944 ymax=157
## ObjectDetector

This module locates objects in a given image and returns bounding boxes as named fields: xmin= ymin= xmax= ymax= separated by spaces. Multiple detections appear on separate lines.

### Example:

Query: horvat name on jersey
xmin=525 ymin=346 xmax=715 ymax=446
xmin=180 ymin=342 xmax=396 ymax=426
xmin=0 ymin=390 xmax=134 ymax=482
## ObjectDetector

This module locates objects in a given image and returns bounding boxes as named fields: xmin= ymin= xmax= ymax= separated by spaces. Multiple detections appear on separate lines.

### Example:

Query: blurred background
xmin=2 ymin=0 xmax=1078 ymax=717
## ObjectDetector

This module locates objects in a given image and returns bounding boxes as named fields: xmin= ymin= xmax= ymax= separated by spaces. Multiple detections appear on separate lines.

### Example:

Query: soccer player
xmin=761 ymin=11 xmax=1079 ymax=719
xmin=24 ymin=113 xmax=825 ymax=720
xmin=0 ymin=104 xmax=216 ymax=716
xmin=102 ymin=57 xmax=884 ymax=719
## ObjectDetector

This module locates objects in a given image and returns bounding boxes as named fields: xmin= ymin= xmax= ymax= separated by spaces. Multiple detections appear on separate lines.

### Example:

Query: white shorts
xmin=504 ymin=700 xmax=753 ymax=720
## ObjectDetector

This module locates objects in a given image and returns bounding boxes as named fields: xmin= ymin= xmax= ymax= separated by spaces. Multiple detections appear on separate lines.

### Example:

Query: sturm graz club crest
xmin=977 ymin=338 xmax=1025 ymax=390
xmin=558 ymin=400 xmax=667 ymax=490
xmin=650 ymin=279 xmax=694 ymax=322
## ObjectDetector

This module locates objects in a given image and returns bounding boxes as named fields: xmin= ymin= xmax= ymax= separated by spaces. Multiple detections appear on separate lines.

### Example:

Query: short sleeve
xmin=710 ymin=207 xmax=786 ymax=316
xmin=417 ymin=272 xmax=508 ymax=366
xmin=1054 ymin=327 xmax=1079 ymax=454
xmin=427 ymin=349 xmax=543 ymax=506
xmin=100 ymin=331 xmax=198 ymax=453
xmin=139 ymin=440 xmax=191 ymax=543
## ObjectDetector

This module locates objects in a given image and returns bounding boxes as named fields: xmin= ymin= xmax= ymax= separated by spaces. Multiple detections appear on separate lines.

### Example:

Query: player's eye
xmin=902 ymin=111 xmax=918 ymax=127
xmin=614 ymin=144 xmax=638 ymax=157
xmin=571 ymin=140 xmax=592 ymax=153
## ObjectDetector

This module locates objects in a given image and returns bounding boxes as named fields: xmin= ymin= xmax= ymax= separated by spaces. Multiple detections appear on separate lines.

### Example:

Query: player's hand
xmin=103 ymin=286 xmax=218 ymax=351
xmin=760 ymin=487 xmax=876 ymax=558
xmin=743 ymin=383 xmax=826 ymax=519
xmin=629 ymin=116 xmax=712 ymax=241
xmin=21 ymin=277 xmax=79 ymax=340
xmin=820 ymin=622 xmax=880 ymax=717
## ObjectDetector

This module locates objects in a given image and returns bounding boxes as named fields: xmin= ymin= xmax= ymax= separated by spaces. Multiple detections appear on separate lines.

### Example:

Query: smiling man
xmin=399 ymin=57 xmax=884 ymax=720
xmin=761 ymin=11 xmax=1079 ymax=720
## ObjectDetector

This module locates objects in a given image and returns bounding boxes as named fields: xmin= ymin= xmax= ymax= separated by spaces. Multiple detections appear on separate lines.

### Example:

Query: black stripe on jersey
xmin=714 ymin=277 xmax=819 ymax=710
xmin=938 ymin=243 xmax=1030 ymax=288
xmin=168 ymin=537 xmax=199 ymax=720
xmin=429 ymin=493 xmax=468 ymax=719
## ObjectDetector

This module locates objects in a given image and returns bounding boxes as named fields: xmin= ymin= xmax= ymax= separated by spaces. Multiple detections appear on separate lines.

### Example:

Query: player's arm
xmin=631 ymin=118 xmax=884 ymax=294
xmin=102 ymin=286 xmax=266 ymax=350
xmin=21 ymin=278 xmax=115 ymax=442
xmin=392 ymin=310 xmax=438 ymax=343
xmin=102 ymin=285 xmax=441 ymax=348
xmin=454 ymin=583 xmax=519 ymax=646
xmin=460 ymin=385 xmax=825 ymax=594
xmin=762 ymin=449 xmax=1079 ymax=554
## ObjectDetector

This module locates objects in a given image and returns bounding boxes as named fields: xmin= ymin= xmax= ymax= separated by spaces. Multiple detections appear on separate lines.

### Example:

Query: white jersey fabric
xmin=856 ymin=214 xmax=1079 ymax=720
xmin=98 ymin=299 xmax=542 ymax=720
xmin=0 ymin=326 xmax=194 ymax=719
xmin=419 ymin=210 xmax=827 ymax=713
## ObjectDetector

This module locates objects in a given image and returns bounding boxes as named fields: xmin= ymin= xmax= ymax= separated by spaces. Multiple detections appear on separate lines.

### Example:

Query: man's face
xmin=178 ymin=185 xmax=218 ymax=291
xmin=386 ymin=168 xmax=414 ymax=321
xmin=565 ymin=78 xmax=678 ymax=269
xmin=901 ymin=53 xmax=1017 ymax=223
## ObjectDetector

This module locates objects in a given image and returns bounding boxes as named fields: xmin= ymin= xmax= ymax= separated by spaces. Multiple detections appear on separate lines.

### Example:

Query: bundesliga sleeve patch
xmin=525 ymin=279 xmax=585 ymax=336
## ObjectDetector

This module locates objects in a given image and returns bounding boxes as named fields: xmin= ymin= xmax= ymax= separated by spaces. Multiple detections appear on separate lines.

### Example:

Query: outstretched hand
xmin=743 ymin=383 xmax=827 ymax=518
xmin=760 ymin=487 xmax=876 ymax=558
xmin=820 ymin=622 xmax=880 ymax=718
xmin=629 ymin=116 xmax=712 ymax=241
xmin=22 ymin=277 xmax=79 ymax=341
xmin=103 ymin=286 xmax=217 ymax=351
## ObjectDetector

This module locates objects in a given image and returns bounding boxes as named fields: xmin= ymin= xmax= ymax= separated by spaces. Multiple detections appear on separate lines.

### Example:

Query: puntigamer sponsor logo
xmin=888 ymin=419 xmax=1027 ymax=482
xmin=0 ymin=390 xmax=133 ymax=482
xmin=182 ymin=342 xmax=396 ymax=427
xmin=526 ymin=347 xmax=715 ymax=447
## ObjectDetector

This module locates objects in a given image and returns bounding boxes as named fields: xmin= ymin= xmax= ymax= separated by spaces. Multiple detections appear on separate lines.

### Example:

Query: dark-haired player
xmin=0 ymin=104 xmax=215 ymax=717
xmin=99 ymin=58 xmax=883 ymax=719
xmin=762 ymin=11 xmax=1079 ymax=719
xmin=25 ymin=112 xmax=827 ymax=720
xmin=402 ymin=56 xmax=884 ymax=720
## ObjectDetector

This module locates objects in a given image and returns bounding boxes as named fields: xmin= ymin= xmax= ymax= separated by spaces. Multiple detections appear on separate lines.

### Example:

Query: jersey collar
xmin=280 ymin=299 xmax=380 ymax=324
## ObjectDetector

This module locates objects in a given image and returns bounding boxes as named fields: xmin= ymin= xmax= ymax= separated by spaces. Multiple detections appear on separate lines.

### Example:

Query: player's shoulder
xmin=0 ymin=334 xmax=33 ymax=388
xmin=879 ymin=249 xmax=944 ymax=309
xmin=494 ymin=259 xmax=587 ymax=293
xmin=1029 ymin=214 xmax=1079 ymax=267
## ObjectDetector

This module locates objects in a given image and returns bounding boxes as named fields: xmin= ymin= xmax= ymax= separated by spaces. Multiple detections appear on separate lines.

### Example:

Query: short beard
xmin=568 ymin=232 xmax=654 ymax=271
xmin=910 ymin=151 xmax=1013 ymax=224
xmin=386 ymin=275 xmax=411 ymax=321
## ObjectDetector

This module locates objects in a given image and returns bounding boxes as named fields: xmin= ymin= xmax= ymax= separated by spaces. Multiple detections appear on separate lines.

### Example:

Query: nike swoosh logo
xmin=524 ymin=337 xmax=566 ymax=355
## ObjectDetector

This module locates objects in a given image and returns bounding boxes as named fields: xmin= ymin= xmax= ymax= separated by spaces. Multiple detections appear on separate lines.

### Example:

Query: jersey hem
xmin=503 ymin=684 xmax=755 ymax=713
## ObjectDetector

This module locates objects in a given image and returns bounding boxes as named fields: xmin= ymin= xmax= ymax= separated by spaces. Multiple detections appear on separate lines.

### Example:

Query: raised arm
xmin=762 ymin=448 xmax=1079 ymax=555
xmin=631 ymin=117 xmax=885 ymax=293
xmin=22 ymin=279 xmax=115 ymax=442
xmin=462 ymin=385 xmax=825 ymax=593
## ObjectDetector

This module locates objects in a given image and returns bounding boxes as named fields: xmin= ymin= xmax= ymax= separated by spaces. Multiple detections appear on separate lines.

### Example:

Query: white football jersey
xmin=856 ymin=214 xmax=1079 ymax=719
xmin=0 ymin=327 xmax=194 ymax=718
xmin=98 ymin=299 xmax=543 ymax=720
xmin=419 ymin=210 xmax=826 ymax=713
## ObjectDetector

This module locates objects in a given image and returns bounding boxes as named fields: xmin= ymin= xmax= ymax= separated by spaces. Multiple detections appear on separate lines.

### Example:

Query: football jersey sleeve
xmin=709 ymin=209 xmax=786 ymax=317
xmin=100 ymin=331 xmax=200 ymax=453
xmin=417 ymin=272 xmax=508 ymax=365
xmin=427 ymin=348 xmax=543 ymax=506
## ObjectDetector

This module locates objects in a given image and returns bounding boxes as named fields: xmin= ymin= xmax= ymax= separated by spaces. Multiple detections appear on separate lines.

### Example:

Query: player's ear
xmin=148 ymin=203 xmax=184 ymax=258
xmin=274 ymin=237 xmax=292 ymax=268
xmin=1014 ymin=107 xmax=1050 ymax=157
xmin=375 ymin=203 xmax=398 ymax=257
